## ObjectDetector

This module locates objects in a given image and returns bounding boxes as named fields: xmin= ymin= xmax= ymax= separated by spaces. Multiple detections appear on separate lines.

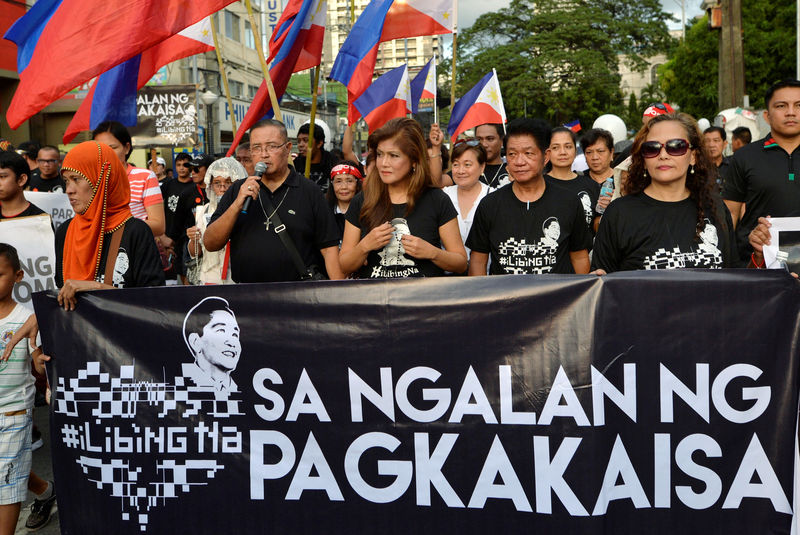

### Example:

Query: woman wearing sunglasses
xmin=592 ymin=113 xmax=736 ymax=272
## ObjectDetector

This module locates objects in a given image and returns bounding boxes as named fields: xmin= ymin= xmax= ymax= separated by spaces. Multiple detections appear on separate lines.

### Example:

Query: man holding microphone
xmin=203 ymin=119 xmax=343 ymax=282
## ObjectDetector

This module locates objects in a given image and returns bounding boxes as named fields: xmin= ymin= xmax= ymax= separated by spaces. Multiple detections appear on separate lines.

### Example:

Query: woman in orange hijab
xmin=55 ymin=141 xmax=164 ymax=309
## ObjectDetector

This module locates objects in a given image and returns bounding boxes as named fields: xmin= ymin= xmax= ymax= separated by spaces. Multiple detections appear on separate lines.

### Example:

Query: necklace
xmin=256 ymin=186 xmax=290 ymax=231
xmin=484 ymin=163 xmax=504 ymax=188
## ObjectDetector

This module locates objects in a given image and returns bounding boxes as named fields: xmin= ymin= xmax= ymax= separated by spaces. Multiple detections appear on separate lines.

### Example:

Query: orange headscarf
xmin=62 ymin=141 xmax=132 ymax=282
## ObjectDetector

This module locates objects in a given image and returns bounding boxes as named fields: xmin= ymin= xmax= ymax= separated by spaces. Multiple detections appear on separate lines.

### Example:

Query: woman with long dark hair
xmin=592 ymin=113 xmax=736 ymax=272
xmin=339 ymin=118 xmax=467 ymax=278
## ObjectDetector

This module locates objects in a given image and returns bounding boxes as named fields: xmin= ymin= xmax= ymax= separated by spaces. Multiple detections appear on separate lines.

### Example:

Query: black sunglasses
xmin=641 ymin=139 xmax=692 ymax=159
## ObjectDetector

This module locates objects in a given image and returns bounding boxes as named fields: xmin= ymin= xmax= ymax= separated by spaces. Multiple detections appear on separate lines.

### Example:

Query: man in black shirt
xmin=703 ymin=126 xmax=730 ymax=189
xmin=731 ymin=126 xmax=752 ymax=153
xmin=475 ymin=123 xmax=510 ymax=190
xmin=467 ymin=118 xmax=591 ymax=275
xmin=723 ymin=79 xmax=800 ymax=265
xmin=27 ymin=146 xmax=65 ymax=192
xmin=293 ymin=122 xmax=338 ymax=194
xmin=167 ymin=153 xmax=212 ymax=282
xmin=204 ymin=119 xmax=343 ymax=282
xmin=160 ymin=152 xmax=196 ymax=280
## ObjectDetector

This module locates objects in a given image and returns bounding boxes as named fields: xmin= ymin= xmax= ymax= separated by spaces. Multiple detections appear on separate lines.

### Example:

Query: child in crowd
xmin=0 ymin=151 xmax=44 ymax=220
xmin=0 ymin=243 xmax=48 ymax=535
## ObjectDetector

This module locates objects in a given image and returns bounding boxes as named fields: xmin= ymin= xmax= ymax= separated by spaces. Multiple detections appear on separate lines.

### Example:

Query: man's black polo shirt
xmin=722 ymin=134 xmax=800 ymax=263
xmin=210 ymin=169 xmax=339 ymax=283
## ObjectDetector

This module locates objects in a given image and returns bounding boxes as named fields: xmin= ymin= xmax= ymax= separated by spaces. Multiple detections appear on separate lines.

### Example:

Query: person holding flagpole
xmin=339 ymin=118 xmax=467 ymax=278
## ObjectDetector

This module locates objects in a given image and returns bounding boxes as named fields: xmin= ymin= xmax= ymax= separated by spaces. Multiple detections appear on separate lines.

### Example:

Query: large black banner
xmin=35 ymin=271 xmax=800 ymax=534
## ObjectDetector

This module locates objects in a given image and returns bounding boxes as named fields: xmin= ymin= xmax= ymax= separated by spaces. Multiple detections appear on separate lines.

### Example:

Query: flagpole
xmin=493 ymin=68 xmax=506 ymax=134
xmin=211 ymin=21 xmax=237 ymax=135
xmin=433 ymin=54 xmax=439 ymax=125
xmin=245 ymin=0 xmax=283 ymax=122
xmin=306 ymin=65 xmax=322 ymax=179
xmin=450 ymin=1 xmax=458 ymax=111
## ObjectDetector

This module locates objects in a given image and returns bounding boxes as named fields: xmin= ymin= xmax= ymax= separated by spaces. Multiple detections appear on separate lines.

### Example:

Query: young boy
xmin=0 ymin=151 xmax=44 ymax=220
xmin=0 ymin=243 xmax=46 ymax=535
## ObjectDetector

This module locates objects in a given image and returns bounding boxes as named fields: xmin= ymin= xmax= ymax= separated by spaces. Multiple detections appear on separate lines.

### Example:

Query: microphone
xmin=242 ymin=161 xmax=267 ymax=214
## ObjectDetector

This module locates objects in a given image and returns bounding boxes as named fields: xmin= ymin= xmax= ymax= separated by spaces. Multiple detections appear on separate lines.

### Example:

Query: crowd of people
xmin=0 ymin=77 xmax=798 ymax=532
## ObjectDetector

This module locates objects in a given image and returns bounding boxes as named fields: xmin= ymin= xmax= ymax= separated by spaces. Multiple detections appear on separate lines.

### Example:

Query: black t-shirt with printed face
xmin=466 ymin=182 xmax=592 ymax=275
xmin=54 ymin=217 xmax=165 ymax=288
xmin=544 ymin=173 xmax=600 ymax=233
xmin=591 ymin=193 xmax=737 ymax=272
xmin=167 ymin=184 xmax=208 ymax=243
xmin=722 ymin=135 xmax=800 ymax=262
xmin=211 ymin=170 xmax=340 ymax=283
xmin=345 ymin=188 xmax=458 ymax=278
xmin=26 ymin=173 xmax=65 ymax=193
xmin=481 ymin=163 xmax=511 ymax=190
xmin=161 ymin=178 xmax=196 ymax=235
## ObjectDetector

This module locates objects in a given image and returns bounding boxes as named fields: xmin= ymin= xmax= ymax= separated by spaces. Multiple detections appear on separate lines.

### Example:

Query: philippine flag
xmin=226 ymin=0 xmax=326 ymax=155
xmin=564 ymin=119 xmax=582 ymax=133
xmin=447 ymin=70 xmax=507 ymax=142
xmin=62 ymin=18 xmax=214 ymax=144
xmin=3 ymin=0 xmax=235 ymax=129
xmin=329 ymin=0 xmax=455 ymax=125
xmin=410 ymin=56 xmax=437 ymax=115
xmin=353 ymin=64 xmax=411 ymax=133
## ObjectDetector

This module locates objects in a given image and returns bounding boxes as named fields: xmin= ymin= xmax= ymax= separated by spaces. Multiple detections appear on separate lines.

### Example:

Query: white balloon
xmin=697 ymin=118 xmax=711 ymax=131
xmin=592 ymin=114 xmax=627 ymax=145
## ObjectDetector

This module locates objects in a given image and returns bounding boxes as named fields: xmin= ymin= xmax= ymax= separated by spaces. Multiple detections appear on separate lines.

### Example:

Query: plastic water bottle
xmin=773 ymin=250 xmax=790 ymax=271
xmin=596 ymin=177 xmax=614 ymax=214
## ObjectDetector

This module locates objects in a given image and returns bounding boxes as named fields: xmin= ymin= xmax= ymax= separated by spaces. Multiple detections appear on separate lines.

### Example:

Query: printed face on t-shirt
xmin=505 ymin=134 xmax=547 ymax=184
xmin=643 ymin=121 xmax=696 ymax=188
xmin=766 ymin=87 xmax=800 ymax=138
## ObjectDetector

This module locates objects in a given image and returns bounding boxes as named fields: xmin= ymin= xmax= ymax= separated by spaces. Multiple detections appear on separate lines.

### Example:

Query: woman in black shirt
xmin=592 ymin=113 xmax=736 ymax=272
xmin=339 ymin=118 xmax=467 ymax=278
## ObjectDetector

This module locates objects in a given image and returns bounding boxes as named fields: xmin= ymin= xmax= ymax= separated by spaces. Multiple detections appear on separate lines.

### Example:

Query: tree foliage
xmin=457 ymin=0 xmax=674 ymax=126
xmin=660 ymin=0 xmax=796 ymax=118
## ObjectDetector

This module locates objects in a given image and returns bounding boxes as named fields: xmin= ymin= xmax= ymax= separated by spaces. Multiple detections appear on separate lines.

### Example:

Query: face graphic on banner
xmin=183 ymin=297 xmax=242 ymax=396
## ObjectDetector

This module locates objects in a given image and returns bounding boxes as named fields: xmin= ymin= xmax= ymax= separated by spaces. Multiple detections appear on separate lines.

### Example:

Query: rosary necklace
xmin=257 ymin=186 xmax=290 ymax=231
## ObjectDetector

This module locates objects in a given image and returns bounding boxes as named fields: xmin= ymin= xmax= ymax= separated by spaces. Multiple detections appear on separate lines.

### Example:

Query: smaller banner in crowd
xmin=35 ymin=272 xmax=800 ymax=534
xmin=0 ymin=215 xmax=55 ymax=305
xmin=24 ymin=191 xmax=72 ymax=230
xmin=130 ymin=85 xmax=197 ymax=147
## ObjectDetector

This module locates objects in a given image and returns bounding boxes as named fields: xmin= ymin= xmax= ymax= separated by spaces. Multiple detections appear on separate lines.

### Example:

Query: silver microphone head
xmin=254 ymin=161 xmax=267 ymax=176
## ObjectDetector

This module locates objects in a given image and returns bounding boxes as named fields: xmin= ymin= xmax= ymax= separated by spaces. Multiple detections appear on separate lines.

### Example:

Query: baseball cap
xmin=642 ymin=102 xmax=675 ymax=118
xmin=191 ymin=154 xmax=214 ymax=169
xmin=147 ymin=156 xmax=166 ymax=166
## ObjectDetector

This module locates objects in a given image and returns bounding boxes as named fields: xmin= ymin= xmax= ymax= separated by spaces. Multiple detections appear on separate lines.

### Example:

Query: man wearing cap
xmin=293 ymin=122 xmax=338 ymax=194
xmin=204 ymin=119 xmax=343 ymax=282
xmin=148 ymin=156 xmax=167 ymax=185
xmin=167 ymin=153 xmax=213 ymax=283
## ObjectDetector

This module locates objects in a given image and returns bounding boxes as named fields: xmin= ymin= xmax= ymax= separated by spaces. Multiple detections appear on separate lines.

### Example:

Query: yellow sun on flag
xmin=487 ymin=87 xmax=499 ymax=106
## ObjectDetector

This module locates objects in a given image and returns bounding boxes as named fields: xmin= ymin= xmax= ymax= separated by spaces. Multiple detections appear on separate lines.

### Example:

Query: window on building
xmin=229 ymin=80 xmax=244 ymax=98
xmin=225 ymin=11 xmax=240 ymax=42
xmin=245 ymin=21 xmax=256 ymax=49
xmin=248 ymin=84 xmax=260 ymax=99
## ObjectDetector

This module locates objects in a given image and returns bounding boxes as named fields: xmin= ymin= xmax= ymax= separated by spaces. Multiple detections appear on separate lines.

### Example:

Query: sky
xmin=457 ymin=0 xmax=704 ymax=31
